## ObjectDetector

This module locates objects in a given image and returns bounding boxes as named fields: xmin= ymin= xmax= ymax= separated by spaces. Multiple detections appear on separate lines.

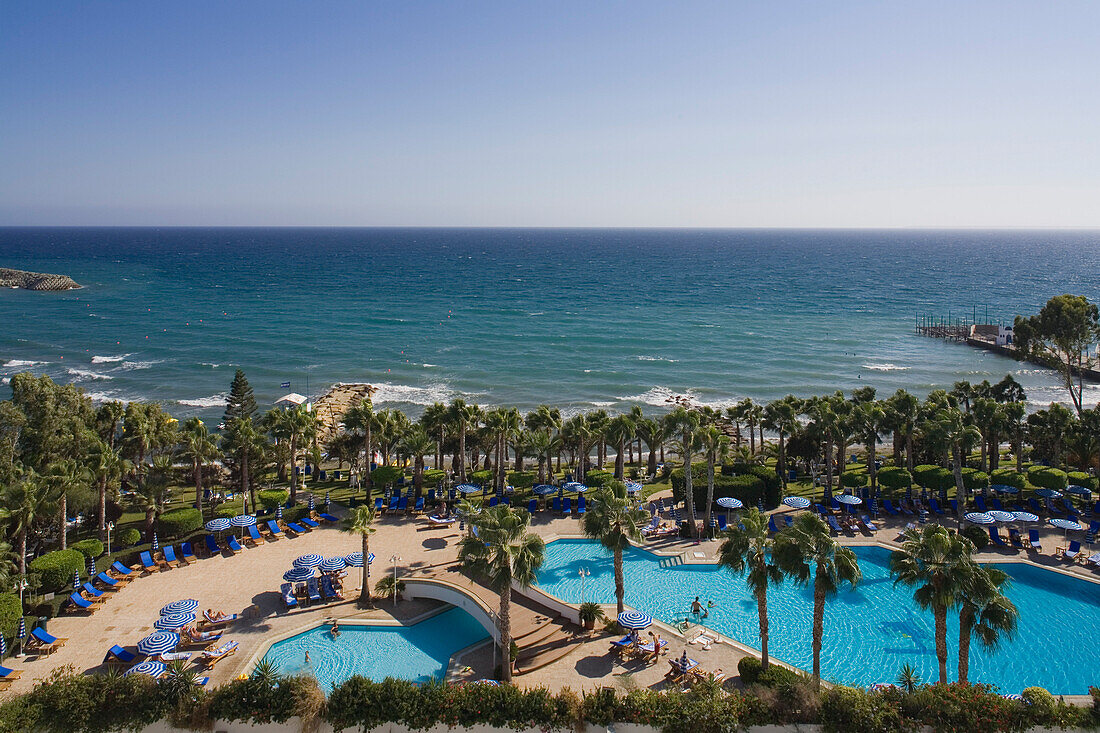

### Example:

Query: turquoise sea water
xmin=2 ymin=228 xmax=1100 ymax=420
xmin=260 ymin=607 xmax=490 ymax=691
xmin=536 ymin=538 xmax=1100 ymax=694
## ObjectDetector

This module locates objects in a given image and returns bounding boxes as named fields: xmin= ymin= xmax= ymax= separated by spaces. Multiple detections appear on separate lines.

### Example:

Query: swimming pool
xmin=535 ymin=538 xmax=1100 ymax=694
xmin=260 ymin=607 xmax=490 ymax=691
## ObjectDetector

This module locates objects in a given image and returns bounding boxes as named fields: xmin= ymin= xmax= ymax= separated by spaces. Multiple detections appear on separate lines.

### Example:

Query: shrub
xmin=877 ymin=466 xmax=911 ymax=491
xmin=990 ymin=468 xmax=1026 ymax=490
xmin=157 ymin=508 xmax=201 ymax=538
xmin=756 ymin=664 xmax=802 ymax=690
xmin=257 ymin=489 xmax=288 ymax=510
xmin=215 ymin=506 xmax=237 ymax=519
xmin=839 ymin=471 xmax=867 ymax=489
xmin=904 ymin=682 xmax=1028 ymax=732
xmin=423 ymin=469 xmax=445 ymax=487
xmin=69 ymin=539 xmax=103 ymax=560
xmin=671 ymin=465 xmax=769 ymax=510
xmin=962 ymin=524 xmax=990 ymax=550
xmin=960 ymin=468 xmax=989 ymax=492
xmin=467 ymin=469 xmax=492 ymax=486
xmin=1021 ymin=686 xmax=1055 ymax=714
xmin=585 ymin=469 xmax=613 ymax=488
xmin=913 ymin=464 xmax=955 ymax=492
xmin=0 ymin=668 xmax=170 ymax=733
xmin=371 ymin=465 xmax=404 ymax=487
xmin=507 ymin=470 xmax=536 ymax=489
xmin=29 ymin=549 xmax=85 ymax=594
xmin=1028 ymin=466 xmax=1068 ymax=492
xmin=820 ymin=686 xmax=905 ymax=733
xmin=116 ymin=527 xmax=141 ymax=546
xmin=1067 ymin=471 xmax=1098 ymax=491
xmin=0 ymin=593 xmax=21 ymax=637
xmin=737 ymin=656 xmax=762 ymax=685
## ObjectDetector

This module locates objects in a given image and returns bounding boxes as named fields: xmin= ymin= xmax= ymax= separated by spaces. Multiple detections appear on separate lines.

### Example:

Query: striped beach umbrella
xmin=160 ymin=598 xmax=199 ymax=615
xmin=321 ymin=556 xmax=346 ymax=573
xmin=991 ymin=484 xmax=1019 ymax=495
xmin=837 ymin=494 xmax=862 ymax=506
xmin=869 ymin=683 xmax=897 ymax=691
xmin=124 ymin=659 xmax=167 ymax=678
xmin=1034 ymin=488 xmax=1062 ymax=499
xmin=1001 ymin=693 xmax=1024 ymax=701
xmin=964 ymin=512 xmax=995 ymax=525
xmin=533 ymin=484 xmax=557 ymax=495
xmin=87 ymin=556 xmax=96 ymax=576
xmin=716 ymin=497 xmax=743 ymax=509
xmin=324 ymin=491 xmax=330 ymax=507
xmin=73 ymin=570 xmax=81 ymax=591
xmin=154 ymin=612 xmax=196 ymax=630
xmin=1012 ymin=511 xmax=1039 ymax=523
xmin=1050 ymin=517 xmax=1083 ymax=540
xmin=782 ymin=496 xmax=810 ymax=509
xmin=231 ymin=514 xmax=256 ymax=527
xmin=757 ymin=498 xmax=765 ymax=512
xmin=1066 ymin=485 xmax=1092 ymax=497
xmin=293 ymin=553 xmax=324 ymax=569
xmin=137 ymin=631 xmax=179 ymax=656
xmin=308 ymin=494 xmax=315 ymax=511
xmin=17 ymin=618 xmax=25 ymax=645
xmin=0 ymin=632 xmax=6 ymax=658
xmin=283 ymin=567 xmax=314 ymax=583
xmin=624 ymin=481 xmax=644 ymax=493
xmin=616 ymin=610 xmax=652 ymax=629
xmin=151 ymin=533 xmax=159 ymax=551
xmin=455 ymin=483 xmax=482 ymax=494
xmin=988 ymin=510 xmax=1016 ymax=523
xmin=563 ymin=482 xmax=588 ymax=493
xmin=205 ymin=517 xmax=231 ymax=532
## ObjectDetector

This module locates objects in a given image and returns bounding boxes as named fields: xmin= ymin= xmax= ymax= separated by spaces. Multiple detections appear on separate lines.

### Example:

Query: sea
xmin=2 ymin=228 xmax=1099 ymax=424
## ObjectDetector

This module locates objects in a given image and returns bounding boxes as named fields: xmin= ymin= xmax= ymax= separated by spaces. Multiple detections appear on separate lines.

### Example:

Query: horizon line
xmin=3 ymin=224 xmax=1100 ymax=231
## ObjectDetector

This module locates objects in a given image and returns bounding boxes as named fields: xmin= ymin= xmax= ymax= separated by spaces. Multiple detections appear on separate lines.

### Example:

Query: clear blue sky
xmin=2 ymin=1 xmax=1098 ymax=227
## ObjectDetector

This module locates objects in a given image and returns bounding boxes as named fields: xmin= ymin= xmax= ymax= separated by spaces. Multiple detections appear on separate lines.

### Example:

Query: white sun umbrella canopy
xmin=624 ymin=481 xmax=644 ymax=493
xmin=988 ymin=511 xmax=1016 ymax=523
xmin=836 ymin=495 xmax=861 ymax=509
xmin=1066 ymin=485 xmax=1092 ymax=497
xmin=617 ymin=610 xmax=652 ymax=630
xmin=231 ymin=514 xmax=256 ymax=527
xmin=160 ymin=599 xmax=199 ymax=615
xmin=1034 ymin=488 xmax=1062 ymax=499
xmin=205 ymin=517 xmax=231 ymax=533
xmin=455 ymin=484 xmax=482 ymax=494
xmin=1050 ymin=517 xmax=1083 ymax=540
xmin=283 ymin=567 xmax=314 ymax=583
xmin=716 ymin=497 xmax=743 ymax=509
xmin=124 ymin=660 xmax=167 ymax=678
xmin=782 ymin=496 xmax=810 ymax=509
xmin=344 ymin=552 xmax=374 ymax=567
xmin=564 ymin=482 xmax=589 ymax=493
xmin=1012 ymin=511 xmax=1039 ymax=523
xmin=293 ymin=553 xmax=324 ymax=569
xmin=137 ymin=631 xmax=179 ymax=656
xmin=321 ymin=556 xmax=347 ymax=573
xmin=965 ymin=512 xmax=995 ymax=525
xmin=154 ymin=612 xmax=196 ymax=630
xmin=533 ymin=484 xmax=557 ymax=496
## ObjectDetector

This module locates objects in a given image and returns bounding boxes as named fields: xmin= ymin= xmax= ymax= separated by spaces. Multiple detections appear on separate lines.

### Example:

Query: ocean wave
xmin=3 ymin=359 xmax=43 ymax=368
xmin=371 ymin=382 xmax=455 ymax=406
xmin=636 ymin=355 xmax=679 ymax=363
xmin=91 ymin=354 xmax=129 ymax=363
xmin=862 ymin=363 xmax=910 ymax=372
xmin=420 ymin=363 xmax=438 ymax=368
xmin=116 ymin=360 xmax=162 ymax=371
xmin=619 ymin=386 xmax=686 ymax=407
xmin=66 ymin=367 xmax=113 ymax=381
xmin=176 ymin=393 xmax=228 ymax=408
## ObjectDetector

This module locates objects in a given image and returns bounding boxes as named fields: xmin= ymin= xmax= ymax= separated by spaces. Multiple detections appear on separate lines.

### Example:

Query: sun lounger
xmin=609 ymin=635 xmax=635 ymax=657
xmin=307 ymin=578 xmax=322 ymax=603
xmin=527 ymin=498 xmax=537 ymax=513
xmin=199 ymin=640 xmax=239 ymax=668
xmin=825 ymin=515 xmax=843 ymax=536
xmin=413 ymin=497 xmax=425 ymax=513
xmin=374 ymin=497 xmax=384 ymax=512
xmin=109 ymin=560 xmax=137 ymax=578
xmin=285 ymin=521 xmax=307 ymax=535
xmin=975 ymin=496 xmax=989 ymax=512
xmin=225 ymin=535 xmax=243 ymax=553
xmin=1086 ymin=553 xmax=1100 ymax=569
xmin=859 ymin=514 xmax=878 ymax=532
xmin=95 ymin=571 xmax=123 ymax=589
xmin=140 ymin=550 xmax=163 ymax=572
xmin=562 ymin=497 xmax=572 ymax=515
xmin=103 ymin=644 xmax=138 ymax=667
xmin=179 ymin=541 xmax=197 ymax=563
xmin=0 ymin=666 xmax=23 ymax=691
xmin=716 ymin=515 xmax=727 ymax=531
xmin=1028 ymin=498 xmax=1044 ymax=514
xmin=949 ymin=499 xmax=959 ymax=515
xmin=783 ymin=515 xmax=794 ymax=527
xmin=1028 ymin=529 xmax=1042 ymax=551
xmin=202 ymin=610 xmax=240 ymax=628
xmin=577 ymin=496 xmax=587 ymax=515
xmin=246 ymin=525 xmax=265 ymax=546
xmin=68 ymin=592 xmax=104 ymax=613
xmin=768 ymin=516 xmax=780 ymax=533
xmin=321 ymin=575 xmax=344 ymax=601
xmin=388 ymin=495 xmax=399 ymax=512
xmin=991 ymin=497 xmax=1004 ymax=511
xmin=929 ymin=498 xmax=945 ymax=515
xmin=883 ymin=500 xmax=900 ymax=516
xmin=162 ymin=545 xmax=180 ymax=568
xmin=158 ymin=651 xmax=192 ymax=662
xmin=204 ymin=534 xmax=222 ymax=555
xmin=1007 ymin=528 xmax=1025 ymax=548
xmin=636 ymin=638 xmax=668 ymax=658
xmin=425 ymin=514 xmax=457 ymax=526
xmin=488 ymin=495 xmax=499 ymax=508
xmin=299 ymin=517 xmax=319 ymax=529
xmin=281 ymin=582 xmax=298 ymax=609
xmin=988 ymin=527 xmax=1009 ymax=548
xmin=318 ymin=512 xmax=339 ymax=523
xmin=30 ymin=627 xmax=67 ymax=655
xmin=82 ymin=582 xmax=106 ymax=598
xmin=1058 ymin=540 xmax=1082 ymax=562
xmin=180 ymin=627 xmax=222 ymax=646
xmin=265 ymin=520 xmax=284 ymax=539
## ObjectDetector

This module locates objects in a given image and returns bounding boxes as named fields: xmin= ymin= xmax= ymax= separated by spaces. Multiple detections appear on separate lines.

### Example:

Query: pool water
xmin=260 ymin=607 xmax=490 ymax=691
xmin=536 ymin=539 xmax=1100 ymax=694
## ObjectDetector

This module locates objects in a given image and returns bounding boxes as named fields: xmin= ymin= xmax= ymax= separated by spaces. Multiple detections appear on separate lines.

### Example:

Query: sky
xmin=2 ymin=1 xmax=1099 ymax=228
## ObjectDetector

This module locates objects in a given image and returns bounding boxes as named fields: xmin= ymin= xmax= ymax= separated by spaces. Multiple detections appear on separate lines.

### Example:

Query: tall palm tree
xmin=44 ymin=458 xmax=88 ymax=550
xmin=957 ymin=564 xmax=1018 ymax=684
xmin=735 ymin=398 xmax=759 ymax=454
xmin=773 ymin=512 xmax=861 ymax=689
xmin=221 ymin=416 xmax=265 ymax=509
xmin=448 ymin=398 xmax=480 ymax=482
xmin=668 ymin=408 xmax=701 ymax=537
xmin=420 ymin=402 xmax=449 ymax=471
xmin=635 ymin=418 xmax=667 ymax=478
xmin=588 ymin=410 xmax=611 ymax=468
xmin=889 ymin=524 xmax=973 ymax=683
xmin=938 ymin=407 xmax=982 ymax=503
xmin=852 ymin=400 xmax=887 ymax=492
xmin=718 ymin=508 xmax=783 ymax=670
xmin=275 ymin=405 xmax=316 ymax=505
xmin=341 ymin=504 xmax=377 ymax=605
xmin=699 ymin=425 xmax=729 ymax=536
xmin=343 ymin=399 xmax=376 ymax=487
xmin=582 ymin=481 xmax=650 ymax=615
xmin=139 ymin=454 xmax=174 ymax=542
xmin=763 ymin=396 xmax=799 ymax=490
xmin=526 ymin=404 xmax=562 ymax=475
xmin=886 ymin=389 xmax=920 ymax=473
xmin=179 ymin=417 xmax=218 ymax=512
xmin=529 ymin=430 xmax=553 ymax=485
xmin=87 ymin=436 xmax=124 ymax=541
xmin=606 ymin=414 xmax=636 ymax=480
xmin=401 ymin=426 xmax=434 ymax=497
xmin=0 ymin=470 xmax=52 ymax=575
xmin=457 ymin=504 xmax=545 ymax=683
xmin=1004 ymin=401 xmax=1027 ymax=472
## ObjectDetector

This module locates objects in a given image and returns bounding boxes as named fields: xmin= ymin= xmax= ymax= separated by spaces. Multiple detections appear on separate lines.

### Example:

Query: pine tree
xmin=223 ymin=369 xmax=258 ymax=427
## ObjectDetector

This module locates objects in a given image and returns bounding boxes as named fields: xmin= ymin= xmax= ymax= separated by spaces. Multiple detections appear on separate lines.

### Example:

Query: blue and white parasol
xmin=455 ymin=483 xmax=482 ymax=494
xmin=73 ymin=570 xmax=81 ymax=591
xmin=836 ymin=495 xmax=862 ymax=506
xmin=151 ymin=533 xmax=159 ymax=551
xmin=231 ymin=514 xmax=256 ymax=527
xmin=782 ymin=496 xmax=810 ymax=509
xmin=124 ymin=659 xmax=167 ymax=678
xmin=1050 ymin=518 xmax=1083 ymax=540
xmin=988 ymin=510 xmax=1016 ymax=523
xmin=1066 ymin=485 xmax=1092 ymax=497
xmin=137 ymin=631 xmax=179 ymax=656
xmin=616 ymin=610 xmax=652 ymax=629
xmin=344 ymin=552 xmax=371 ymax=567
xmin=276 ymin=505 xmax=283 ymax=519
xmin=294 ymin=553 xmax=324 ymax=569
xmin=283 ymin=567 xmax=314 ymax=582
xmin=1012 ymin=511 xmax=1039 ymax=523
xmin=154 ymin=612 xmax=196 ymax=630
xmin=321 ymin=556 xmax=347 ymax=573
xmin=990 ymin=484 xmax=1019 ymax=495
xmin=717 ymin=497 xmax=743 ymax=509
xmin=564 ymin=482 xmax=589 ymax=493
xmin=964 ymin=512 xmax=995 ymax=525
xmin=308 ymin=494 xmax=316 ymax=510
xmin=1034 ymin=488 xmax=1062 ymax=499
xmin=624 ymin=481 xmax=644 ymax=493
xmin=533 ymin=484 xmax=557 ymax=495
xmin=205 ymin=518 xmax=231 ymax=532
xmin=160 ymin=598 xmax=199 ymax=615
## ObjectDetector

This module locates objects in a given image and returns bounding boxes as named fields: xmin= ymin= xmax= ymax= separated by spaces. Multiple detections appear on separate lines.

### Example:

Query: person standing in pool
xmin=691 ymin=597 xmax=703 ymax=615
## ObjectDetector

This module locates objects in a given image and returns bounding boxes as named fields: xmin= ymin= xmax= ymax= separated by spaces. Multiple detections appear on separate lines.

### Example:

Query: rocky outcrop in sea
xmin=0 ymin=267 xmax=81 ymax=290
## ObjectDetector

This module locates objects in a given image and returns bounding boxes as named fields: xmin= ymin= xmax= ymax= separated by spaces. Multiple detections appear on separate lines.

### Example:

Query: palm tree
xmin=341 ymin=504 xmax=377 ymax=605
xmin=886 ymin=389 xmax=920 ymax=473
xmin=448 ymin=398 xmax=480 ymax=482
xmin=87 ymin=436 xmax=124 ymax=541
xmin=401 ymin=426 xmax=434 ymax=497
xmin=44 ymin=458 xmax=88 ymax=550
xmin=343 ymin=399 xmax=376 ymax=487
xmin=1004 ymin=401 xmax=1027 ymax=472
xmin=179 ymin=417 xmax=218 ymax=512
xmin=957 ymin=564 xmax=1018 ymax=684
xmin=773 ymin=512 xmax=861 ymax=689
xmin=889 ymin=524 xmax=973 ymax=683
xmin=529 ymin=430 xmax=553 ymax=485
xmin=273 ymin=405 xmax=316 ymax=505
xmin=221 ymin=416 xmax=265 ymax=509
xmin=939 ymin=408 xmax=982 ymax=503
xmin=526 ymin=405 xmax=562 ymax=475
xmin=457 ymin=504 xmax=545 ymax=683
xmin=582 ymin=481 xmax=650 ymax=615
xmin=668 ymin=408 xmax=701 ymax=537
xmin=736 ymin=398 xmax=759 ymax=454
xmin=718 ymin=508 xmax=783 ymax=670
xmin=635 ymin=418 xmax=667 ymax=478
xmin=0 ymin=470 xmax=52 ymax=575
xmin=852 ymin=400 xmax=887 ymax=492
xmin=699 ymin=426 xmax=729 ymax=536
xmin=420 ymin=402 xmax=449 ymax=471
xmin=138 ymin=454 xmax=174 ymax=542
xmin=606 ymin=414 xmax=636 ymax=480
xmin=763 ymin=397 xmax=799 ymax=490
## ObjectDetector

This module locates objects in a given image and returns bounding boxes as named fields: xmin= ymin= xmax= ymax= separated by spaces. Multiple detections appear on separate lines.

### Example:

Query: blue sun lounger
xmin=716 ymin=514 xmax=727 ymax=531
xmin=975 ymin=496 xmax=989 ymax=512
xmin=265 ymin=520 xmax=284 ymax=539
xmin=162 ymin=545 xmax=180 ymax=567
xmin=991 ymin=497 xmax=1004 ymax=511
xmin=929 ymin=498 xmax=945 ymax=515
xmin=577 ymin=496 xmax=587 ymax=515
xmin=1008 ymin=528 xmax=1025 ymax=547
xmin=1061 ymin=540 xmax=1081 ymax=562
xmin=397 ymin=496 xmax=408 ymax=512
xmin=552 ymin=496 xmax=561 ymax=513
xmin=388 ymin=495 xmax=400 ymax=512
xmin=306 ymin=577 xmax=322 ymax=603
xmin=1028 ymin=529 xmax=1042 ymax=551
xmin=318 ymin=512 xmax=338 ymax=523
xmin=414 ymin=497 xmax=425 ymax=513
xmin=281 ymin=582 xmax=298 ymax=609
xmin=204 ymin=534 xmax=222 ymax=555
xmin=988 ymin=527 xmax=1008 ymax=548
xmin=68 ymin=592 xmax=101 ymax=612
xmin=81 ymin=582 xmax=104 ymax=598
xmin=527 ymin=498 xmax=537 ymax=513
xmin=140 ymin=551 xmax=161 ymax=572
xmin=110 ymin=560 xmax=136 ymax=578
xmin=299 ymin=517 xmax=319 ymax=529
xmin=562 ymin=497 xmax=572 ymax=515
xmin=1028 ymin=498 xmax=1044 ymax=514
xmin=883 ymin=500 xmax=900 ymax=516
xmin=825 ymin=515 xmax=843 ymax=535
xmin=96 ymin=571 xmax=121 ymax=589
xmin=488 ymin=496 xmax=499 ymax=507
xmin=374 ymin=497 xmax=383 ymax=512
xmin=860 ymin=514 xmax=878 ymax=531
xmin=246 ymin=525 xmax=265 ymax=545
xmin=285 ymin=521 xmax=307 ymax=534
xmin=768 ymin=516 xmax=780 ymax=533
xmin=226 ymin=535 xmax=243 ymax=553
xmin=104 ymin=644 xmax=137 ymax=666
xmin=180 ymin=542 xmax=197 ymax=562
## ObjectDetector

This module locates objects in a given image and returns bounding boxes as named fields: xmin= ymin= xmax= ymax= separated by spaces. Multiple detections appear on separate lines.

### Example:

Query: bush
xmin=960 ymin=468 xmax=990 ymax=492
xmin=116 ymin=527 xmax=141 ymax=546
xmin=467 ymin=469 xmax=492 ymax=486
xmin=737 ymin=656 xmax=762 ymax=685
xmin=839 ymin=471 xmax=867 ymax=489
xmin=28 ymin=549 xmax=85 ymax=594
xmin=423 ymin=469 xmax=445 ymax=487
xmin=507 ymin=470 xmax=536 ymax=489
xmin=876 ymin=467 xmax=911 ymax=491
xmin=257 ymin=489 xmax=288 ymax=511
xmin=962 ymin=524 xmax=990 ymax=550
xmin=820 ymin=686 xmax=904 ymax=733
xmin=0 ymin=668 xmax=170 ymax=733
xmin=903 ymin=682 xmax=1030 ymax=732
xmin=0 ymin=593 xmax=21 ymax=638
xmin=371 ymin=465 xmax=404 ymax=487
xmin=1028 ymin=466 xmax=1068 ymax=492
xmin=670 ymin=465 xmax=770 ymax=510
xmin=157 ymin=508 xmax=202 ymax=538
xmin=585 ymin=469 xmax=614 ymax=488
xmin=756 ymin=664 xmax=802 ymax=689
xmin=1067 ymin=471 xmax=1098 ymax=491
xmin=69 ymin=539 xmax=103 ymax=560
xmin=990 ymin=468 xmax=1027 ymax=490
xmin=1021 ymin=686 xmax=1055 ymax=714
xmin=913 ymin=464 xmax=955 ymax=492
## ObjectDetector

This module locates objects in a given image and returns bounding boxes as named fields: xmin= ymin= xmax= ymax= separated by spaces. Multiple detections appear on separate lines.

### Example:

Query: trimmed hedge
xmin=961 ymin=468 xmax=990 ymax=492
xmin=508 ymin=470 xmax=537 ymax=489
xmin=839 ymin=471 xmax=867 ymax=489
xmin=157 ymin=508 xmax=202 ymax=538
xmin=257 ymin=489 xmax=288 ymax=511
xmin=1029 ymin=466 xmax=1068 ymax=492
xmin=990 ymin=468 xmax=1027 ymax=490
xmin=371 ymin=465 xmax=404 ymax=486
xmin=1067 ymin=471 xmax=1098 ymax=491
xmin=29 ymin=549 xmax=85 ymax=594
xmin=0 ymin=593 xmax=21 ymax=638
xmin=116 ymin=528 xmax=141 ymax=546
xmin=585 ymin=469 xmax=614 ymax=488
xmin=670 ymin=464 xmax=774 ymax=510
xmin=468 ymin=469 xmax=492 ymax=485
xmin=215 ymin=506 xmax=238 ymax=519
xmin=876 ymin=466 xmax=911 ymax=491
xmin=69 ymin=539 xmax=103 ymax=560
xmin=423 ymin=469 xmax=445 ymax=487
xmin=913 ymin=464 xmax=955 ymax=492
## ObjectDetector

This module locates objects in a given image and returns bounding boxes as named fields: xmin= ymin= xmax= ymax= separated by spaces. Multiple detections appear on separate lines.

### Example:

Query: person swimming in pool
xmin=691 ymin=597 xmax=703 ymax=615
